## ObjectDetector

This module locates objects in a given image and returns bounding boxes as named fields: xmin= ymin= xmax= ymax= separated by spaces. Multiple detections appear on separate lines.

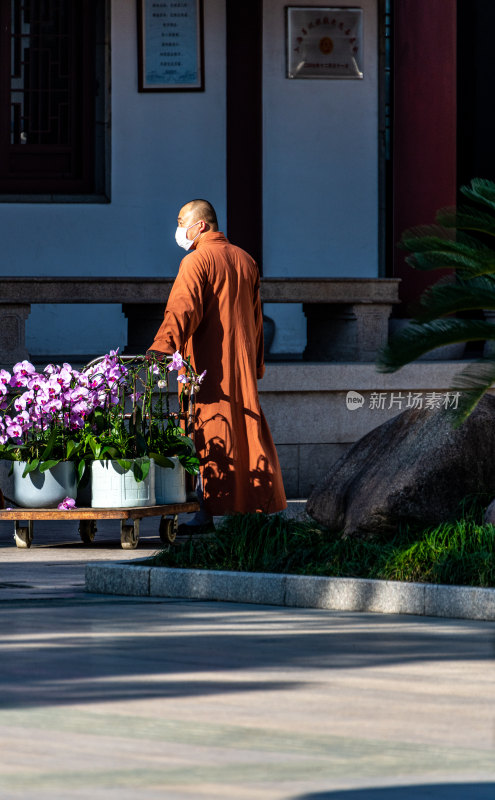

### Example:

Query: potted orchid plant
xmin=145 ymin=351 xmax=205 ymax=503
xmin=0 ymin=359 xmax=96 ymax=507
xmin=0 ymin=350 xmax=205 ymax=509
xmin=82 ymin=351 xmax=205 ymax=507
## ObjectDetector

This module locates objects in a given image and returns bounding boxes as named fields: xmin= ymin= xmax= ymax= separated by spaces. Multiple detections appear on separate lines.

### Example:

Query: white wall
xmin=0 ymin=0 xmax=227 ymax=356
xmin=0 ymin=0 xmax=381 ymax=359
xmin=262 ymin=0 xmax=379 ymax=353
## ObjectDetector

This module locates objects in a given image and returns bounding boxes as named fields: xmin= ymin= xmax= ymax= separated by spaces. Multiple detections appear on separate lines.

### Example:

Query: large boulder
xmin=306 ymin=394 xmax=495 ymax=537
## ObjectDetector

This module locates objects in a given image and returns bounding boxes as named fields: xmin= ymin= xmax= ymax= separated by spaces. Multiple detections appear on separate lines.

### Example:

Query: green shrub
xmin=147 ymin=503 xmax=495 ymax=588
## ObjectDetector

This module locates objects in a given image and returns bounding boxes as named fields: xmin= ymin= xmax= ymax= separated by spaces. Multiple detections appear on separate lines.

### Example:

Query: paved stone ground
xmin=0 ymin=510 xmax=495 ymax=799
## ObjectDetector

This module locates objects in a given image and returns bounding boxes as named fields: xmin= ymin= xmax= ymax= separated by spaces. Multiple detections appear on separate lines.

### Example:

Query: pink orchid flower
xmin=27 ymin=374 xmax=45 ymax=392
xmin=167 ymin=351 xmax=184 ymax=372
xmin=58 ymin=497 xmax=77 ymax=510
xmin=14 ymin=411 xmax=31 ymax=429
xmin=45 ymin=378 xmax=62 ymax=397
xmin=6 ymin=422 xmax=23 ymax=438
xmin=13 ymin=360 xmax=36 ymax=376
xmin=43 ymin=363 xmax=58 ymax=376
xmin=55 ymin=368 xmax=72 ymax=388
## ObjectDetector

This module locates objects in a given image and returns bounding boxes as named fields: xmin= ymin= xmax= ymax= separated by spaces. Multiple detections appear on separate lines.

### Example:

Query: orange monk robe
xmin=150 ymin=231 xmax=287 ymax=516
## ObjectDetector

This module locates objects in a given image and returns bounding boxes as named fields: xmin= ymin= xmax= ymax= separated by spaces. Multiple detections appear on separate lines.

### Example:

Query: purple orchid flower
xmin=167 ymin=351 xmax=184 ymax=372
xmin=58 ymin=497 xmax=77 ymax=510
xmin=54 ymin=368 xmax=72 ymax=389
xmin=13 ymin=360 xmax=36 ymax=376
xmin=14 ymin=411 xmax=31 ymax=431
xmin=45 ymin=378 xmax=62 ymax=398
xmin=27 ymin=374 xmax=46 ymax=392
xmin=6 ymin=422 xmax=23 ymax=438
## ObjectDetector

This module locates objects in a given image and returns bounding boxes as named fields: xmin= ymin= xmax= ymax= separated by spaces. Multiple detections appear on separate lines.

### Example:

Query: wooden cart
xmin=0 ymin=354 xmax=201 ymax=550
xmin=0 ymin=500 xmax=200 ymax=549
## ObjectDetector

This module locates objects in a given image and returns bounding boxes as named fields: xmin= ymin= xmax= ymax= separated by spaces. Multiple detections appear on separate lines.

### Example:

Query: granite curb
xmin=85 ymin=563 xmax=495 ymax=621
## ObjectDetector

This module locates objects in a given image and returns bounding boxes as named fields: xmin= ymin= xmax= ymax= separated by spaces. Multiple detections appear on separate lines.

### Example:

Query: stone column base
xmin=122 ymin=303 xmax=166 ymax=355
xmin=303 ymin=303 xmax=393 ymax=361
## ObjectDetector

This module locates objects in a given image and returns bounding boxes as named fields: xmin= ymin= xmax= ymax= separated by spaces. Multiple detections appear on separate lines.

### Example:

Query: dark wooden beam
xmin=226 ymin=0 xmax=263 ymax=270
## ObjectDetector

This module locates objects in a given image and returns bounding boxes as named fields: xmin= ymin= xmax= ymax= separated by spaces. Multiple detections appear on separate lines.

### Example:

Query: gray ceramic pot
xmin=155 ymin=458 xmax=186 ymax=504
xmin=13 ymin=461 xmax=77 ymax=508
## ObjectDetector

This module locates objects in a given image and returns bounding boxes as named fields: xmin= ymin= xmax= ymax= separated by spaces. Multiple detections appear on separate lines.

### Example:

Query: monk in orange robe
xmin=147 ymin=199 xmax=287 ymax=526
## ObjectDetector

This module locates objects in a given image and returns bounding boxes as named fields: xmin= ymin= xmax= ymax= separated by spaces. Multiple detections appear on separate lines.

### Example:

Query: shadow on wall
xmin=291 ymin=784 xmax=495 ymax=800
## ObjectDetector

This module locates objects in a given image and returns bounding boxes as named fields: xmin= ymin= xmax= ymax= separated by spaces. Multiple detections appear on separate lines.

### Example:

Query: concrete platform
xmin=1 ymin=510 xmax=495 ymax=799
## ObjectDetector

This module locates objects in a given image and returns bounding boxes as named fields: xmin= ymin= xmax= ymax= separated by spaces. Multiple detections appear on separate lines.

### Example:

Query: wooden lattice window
xmin=0 ymin=0 xmax=98 ymax=194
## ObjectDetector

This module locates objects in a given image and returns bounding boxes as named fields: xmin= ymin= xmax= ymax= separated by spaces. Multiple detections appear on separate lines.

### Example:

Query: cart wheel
xmin=79 ymin=520 xmax=97 ymax=544
xmin=159 ymin=516 xmax=177 ymax=544
xmin=14 ymin=522 xmax=33 ymax=549
xmin=121 ymin=520 xmax=139 ymax=550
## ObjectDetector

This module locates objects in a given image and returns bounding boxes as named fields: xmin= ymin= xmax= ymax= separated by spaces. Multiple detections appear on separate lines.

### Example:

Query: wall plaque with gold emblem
xmin=286 ymin=7 xmax=363 ymax=79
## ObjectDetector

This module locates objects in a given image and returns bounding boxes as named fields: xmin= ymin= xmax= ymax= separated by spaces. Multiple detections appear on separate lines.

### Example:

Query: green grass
xmin=147 ymin=501 xmax=495 ymax=588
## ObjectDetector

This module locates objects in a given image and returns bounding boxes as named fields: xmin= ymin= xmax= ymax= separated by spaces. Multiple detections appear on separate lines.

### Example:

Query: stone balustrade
xmin=0 ymin=276 xmax=400 ymax=364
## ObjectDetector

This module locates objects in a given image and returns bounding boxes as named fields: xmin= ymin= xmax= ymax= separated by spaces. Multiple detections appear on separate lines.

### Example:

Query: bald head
xmin=180 ymin=199 xmax=218 ymax=230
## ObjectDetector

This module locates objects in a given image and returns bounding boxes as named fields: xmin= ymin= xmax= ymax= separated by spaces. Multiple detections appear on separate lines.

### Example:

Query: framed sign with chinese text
xmin=286 ymin=7 xmax=363 ymax=79
xmin=137 ymin=0 xmax=204 ymax=91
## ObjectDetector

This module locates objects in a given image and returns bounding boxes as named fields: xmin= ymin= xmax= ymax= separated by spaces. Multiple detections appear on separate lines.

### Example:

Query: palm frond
xmin=448 ymin=359 xmax=495 ymax=426
xmin=436 ymin=206 xmax=495 ymax=238
xmin=400 ymin=225 xmax=455 ymax=252
xmin=416 ymin=276 xmax=495 ymax=322
xmin=378 ymin=319 xmax=495 ymax=372
xmin=400 ymin=227 xmax=489 ymax=256
xmin=380 ymin=178 xmax=495 ymax=422
xmin=406 ymin=248 xmax=495 ymax=276
xmin=461 ymin=178 xmax=495 ymax=211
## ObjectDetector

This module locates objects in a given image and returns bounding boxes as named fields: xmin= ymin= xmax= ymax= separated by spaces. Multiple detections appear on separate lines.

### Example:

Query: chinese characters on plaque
xmin=138 ymin=0 xmax=204 ymax=91
xmin=287 ymin=7 xmax=363 ymax=79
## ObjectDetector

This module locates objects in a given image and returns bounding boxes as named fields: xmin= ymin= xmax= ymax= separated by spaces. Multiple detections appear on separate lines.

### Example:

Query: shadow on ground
xmin=293 ymin=784 xmax=495 ymax=800
xmin=0 ymin=596 xmax=494 ymax=709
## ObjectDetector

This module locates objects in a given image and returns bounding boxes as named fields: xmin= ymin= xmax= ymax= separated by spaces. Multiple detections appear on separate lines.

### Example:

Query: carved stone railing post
xmin=303 ymin=303 xmax=393 ymax=361
xmin=0 ymin=304 xmax=31 ymax=365
xmin=352 ymin=303 xmax=393 ymax=361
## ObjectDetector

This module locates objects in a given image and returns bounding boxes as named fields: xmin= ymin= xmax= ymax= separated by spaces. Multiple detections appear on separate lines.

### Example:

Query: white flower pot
xmin=91 ymin=459 xmax=156 ymax=508
xmin=13 ymin=461 xmax=77 ymax=508
xmin=155 ymin=458 xmax=187 ymax=505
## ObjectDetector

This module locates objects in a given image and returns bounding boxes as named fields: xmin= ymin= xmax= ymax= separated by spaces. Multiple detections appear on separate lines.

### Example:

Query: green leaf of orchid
xmin=22 ymin=458 xmax=40 ymax=478
xmin=38 ymin=459 xmax=61 ymax=473
xmin=104 ymin=446 xmax=120 ymax=460
xmin=139 ymin=458 xmax=151 ymax=481
xmin=77 ymin=459 xmax=86 ymax=484
xmin=41 ymin=429 xmax=58 ymax=461
xmin=149 ymin=452 xmax=174 ymax=469
xmin=65 ymin=440 xmax=78 ymax=460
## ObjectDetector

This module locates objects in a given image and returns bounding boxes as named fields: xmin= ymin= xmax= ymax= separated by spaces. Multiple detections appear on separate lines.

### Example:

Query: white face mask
xmin=175 ymin=221 xmax=202 ymax=251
